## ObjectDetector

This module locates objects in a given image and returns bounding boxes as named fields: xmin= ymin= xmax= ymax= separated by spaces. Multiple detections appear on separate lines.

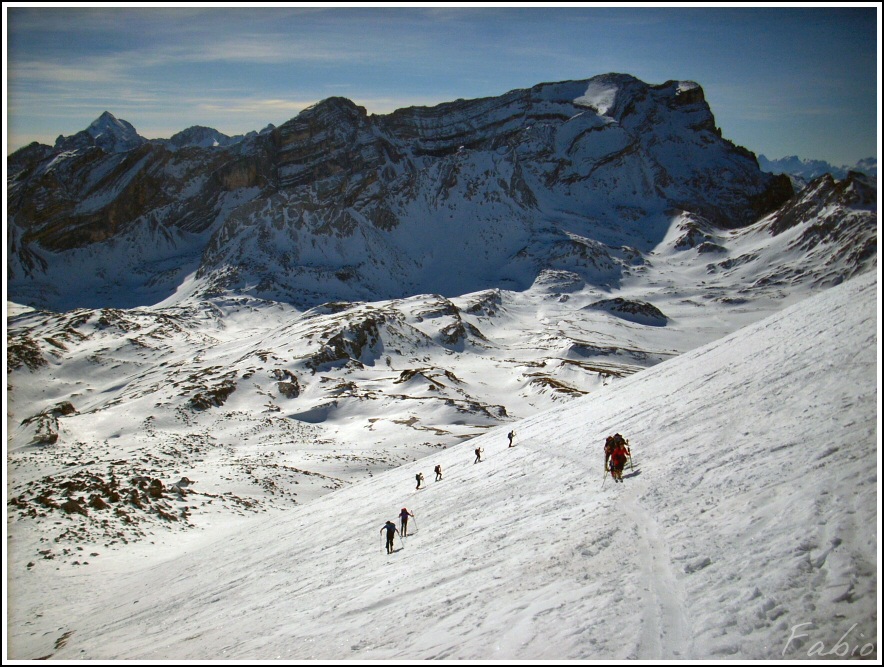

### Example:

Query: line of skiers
xmin=415 ymin=462 xmax=446 ymax=489
xmin=381 ymin=430 xmax=513 ymax=553
xmin=382 ymin=430 xmax=633 ymax=553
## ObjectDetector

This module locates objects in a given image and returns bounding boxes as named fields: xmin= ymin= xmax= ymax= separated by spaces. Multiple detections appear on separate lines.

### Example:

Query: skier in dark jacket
xmin=507 ymin=430 xmax=516 ymax=447
xmin=434 ymin=464 xmax=443 ymax=481
xmin=604 ymin=435 xmax=615 ymax=470
xmin=474 ymin=447 xmax=483 ymax=464
xmin=381 ymin=520 xmax=400 ymax=554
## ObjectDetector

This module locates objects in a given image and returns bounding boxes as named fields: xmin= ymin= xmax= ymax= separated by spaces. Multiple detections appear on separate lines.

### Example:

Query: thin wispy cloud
xmin=9 ymin=58 xmax=130 ymax=86
xmin=178 ymin=36 xmax=381 ymax=65
xmin=197 ymin=98 xmax=314 ymax=116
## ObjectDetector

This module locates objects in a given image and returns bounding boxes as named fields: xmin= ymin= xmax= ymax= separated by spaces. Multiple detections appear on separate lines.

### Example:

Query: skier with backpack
xmin=604 ymin=433 xmax=630 ymax=472
xmin=434 ymin=464 xmax=443 ymax=481
xmin=604 ymin=435 xmax=615 ymax=470
xmin=474 ymin=447 xmax=483 ymax=463
xmin=507 ymin=430 xmax=516 ymax=447
xmin=381 ymin=520 xmax=400 ymax=554
xmin=415 ymin=472 xmax=424 ymax=489
xmin=609 ymin=438 xmax=630 ymax=483
xmin=399 ymin=507 xmax=415 ymax=536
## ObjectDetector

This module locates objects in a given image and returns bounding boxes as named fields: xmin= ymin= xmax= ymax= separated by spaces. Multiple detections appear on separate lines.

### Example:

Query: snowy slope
xmin=6 ymin=268 xmax=877 ymax=661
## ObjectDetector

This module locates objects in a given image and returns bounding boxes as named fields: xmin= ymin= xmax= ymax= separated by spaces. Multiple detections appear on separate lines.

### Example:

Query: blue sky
xmin=4 ymin=5 xmax=880 ymax=166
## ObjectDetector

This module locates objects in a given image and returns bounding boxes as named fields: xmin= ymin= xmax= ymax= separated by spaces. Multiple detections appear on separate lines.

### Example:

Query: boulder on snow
xmin=585 ymin=298 xmax=668 ymax=327
xmin=170 ymin=477 xmax=195 ymax=496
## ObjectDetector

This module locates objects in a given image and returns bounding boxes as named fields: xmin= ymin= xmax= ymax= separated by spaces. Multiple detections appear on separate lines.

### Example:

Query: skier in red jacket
xmin=609 ymin=440 xmax=630 ymax=483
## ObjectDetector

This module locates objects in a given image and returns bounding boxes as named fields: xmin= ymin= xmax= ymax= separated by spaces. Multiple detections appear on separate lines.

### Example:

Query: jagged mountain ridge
xmin=160 ymin=122 xmax=277 ymax=151
xmin=8 ymin=73 xmax=795 ymax=311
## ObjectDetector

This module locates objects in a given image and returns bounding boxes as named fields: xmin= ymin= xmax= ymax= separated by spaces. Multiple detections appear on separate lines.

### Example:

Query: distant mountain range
xmin=758 ymin=153 xmax=877 ymax=182
xmin=47 ymin=110 xmax=276 ymax=154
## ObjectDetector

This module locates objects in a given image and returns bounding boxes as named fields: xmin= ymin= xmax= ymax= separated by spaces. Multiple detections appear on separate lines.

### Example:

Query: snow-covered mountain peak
xmin=529 ymin=74 xmax=704 ymax=119
xmin=87 ymin=110 xmax=127 ymax=135
xmin=53 ymin=110 xmax=147 ymax=154
xmin=12 ymin=72 xmax=873 ymax=314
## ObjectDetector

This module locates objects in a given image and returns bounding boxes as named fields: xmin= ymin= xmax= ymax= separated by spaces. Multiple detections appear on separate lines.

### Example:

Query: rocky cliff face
xmin=4 ymin=73 xmax=817 ymax=311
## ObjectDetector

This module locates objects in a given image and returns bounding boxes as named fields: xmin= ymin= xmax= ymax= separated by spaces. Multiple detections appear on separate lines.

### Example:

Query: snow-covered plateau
xmin=5 ymin=257 xmax=878 ymax=661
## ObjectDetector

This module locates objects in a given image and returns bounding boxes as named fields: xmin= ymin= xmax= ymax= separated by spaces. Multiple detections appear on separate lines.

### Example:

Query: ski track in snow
xmin=621 ymin=492 xmax=691 ymax=659
xmin=521 ymin=426 xmax=692 ymax=659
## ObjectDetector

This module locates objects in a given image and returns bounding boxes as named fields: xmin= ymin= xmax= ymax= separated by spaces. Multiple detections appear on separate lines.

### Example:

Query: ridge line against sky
xmin=3 ymin=3 xmax=881 ymax=166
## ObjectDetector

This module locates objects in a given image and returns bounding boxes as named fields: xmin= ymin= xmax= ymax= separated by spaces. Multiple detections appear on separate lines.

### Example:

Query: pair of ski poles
xmin=403 ymin=515 xmax=418 ymax=539
xmin=602 ymin=454 xmax=634 ymax=486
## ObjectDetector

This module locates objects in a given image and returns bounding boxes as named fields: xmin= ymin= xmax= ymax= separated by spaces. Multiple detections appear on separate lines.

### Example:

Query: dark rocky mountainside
xmin=8 ymin=73 xmax=799 ymax=311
